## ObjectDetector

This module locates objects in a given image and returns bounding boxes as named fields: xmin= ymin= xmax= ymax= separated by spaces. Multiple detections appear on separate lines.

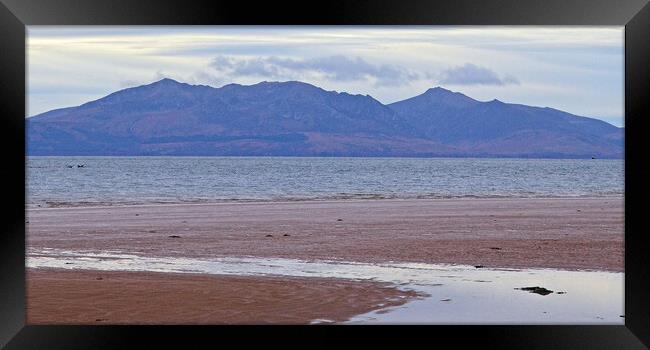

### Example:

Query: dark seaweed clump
xmin=517 ymin=286 xmax=554 ymax=296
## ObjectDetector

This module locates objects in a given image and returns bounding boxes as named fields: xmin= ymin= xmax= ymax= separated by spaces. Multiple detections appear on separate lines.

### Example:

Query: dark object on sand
xmin=517 ymin=286 xmax=554 ymax=296
xmin=556 ymin=291 xmax=566 ymax=294
xmin=474 ymin=265 xmax=484 ymax=268
xmin=336 ymin=219 xmax=343 ymax=221
xmin=96 ymin=277 xmax=103 ymax=280
xmin=489 ymin=247 xmax=501 ymax=250
xmin=77 ymin=164 xmax=86 ymax=168
xmin=283 ymin=234 xmax=290 ymax=237
xmin=168 ymin=235 xmax=181 ymax=238
xmin=66 ymin=165 xmax=73 ymax=168
xmin=440 ymin=298 xmax=451 ymax=302
xmin=265 ymin=234 xmax=273 ymax=237
xmin=135 ymin=214 xmax=140 ymax=216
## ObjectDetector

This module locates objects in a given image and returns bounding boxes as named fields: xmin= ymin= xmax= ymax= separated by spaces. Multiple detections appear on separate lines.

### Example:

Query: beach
xmin=27 ymin=269 xmax=420 ymax=324
xmin=27 ymin=197 xmax=623 ymax=271
xmin=26 ymin=196 xmax=624 ymax=324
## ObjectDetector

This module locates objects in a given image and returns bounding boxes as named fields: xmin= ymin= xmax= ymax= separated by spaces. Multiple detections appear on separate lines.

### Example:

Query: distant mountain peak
xmin=245 ymin=80 xmax=324 ymax=91
xmin=152 ymin=77 xmax=182 ymax=85
xmin=146 ymin=78 xmax=197 ymax=90
xmin=423 ymin=86 xmax=472 ymax=99
xmin=404 ymin=86 xmax=478 ymax=107
xmin=253 ymin=80 xmax=316 ymax=87
xmin=425 ymin=86 xmax=454 ymax=94
xmin=77 ymin=78 xmax=203 ymax=109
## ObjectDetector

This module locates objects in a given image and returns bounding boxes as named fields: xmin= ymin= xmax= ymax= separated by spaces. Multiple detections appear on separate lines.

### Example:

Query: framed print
xmin=1 ymin=0 xmax=649 ymax=348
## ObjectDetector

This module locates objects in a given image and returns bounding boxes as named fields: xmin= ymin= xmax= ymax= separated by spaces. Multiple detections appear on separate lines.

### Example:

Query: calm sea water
xmin=26 ymin=157 xmax=624 ymax=207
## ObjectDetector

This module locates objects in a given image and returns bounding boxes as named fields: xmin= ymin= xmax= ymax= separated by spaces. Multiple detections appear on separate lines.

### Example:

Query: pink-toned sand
xmin=27 ymin=269 xmax=420 ymax=324
xmin=27 ymin=197 xmax=623 ymax=271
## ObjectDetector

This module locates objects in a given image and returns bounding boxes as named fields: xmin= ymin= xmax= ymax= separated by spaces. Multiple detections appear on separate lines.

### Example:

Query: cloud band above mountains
xmin=209 ymin=55 xmax=516 ymax=87
xmin=210 ymin=55 xmax=420 ymax=86
xmin=437 ymin=63 xmax=520 ymax=86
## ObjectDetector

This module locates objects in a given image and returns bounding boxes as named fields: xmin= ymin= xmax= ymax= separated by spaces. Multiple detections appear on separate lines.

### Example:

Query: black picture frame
xmin=1 ymin=0 xmax=649 ymax=348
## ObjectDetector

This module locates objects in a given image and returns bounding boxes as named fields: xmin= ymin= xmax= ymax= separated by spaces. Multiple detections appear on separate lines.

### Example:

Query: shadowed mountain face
xmin=27 ymin=79 xmax=623 ymax=158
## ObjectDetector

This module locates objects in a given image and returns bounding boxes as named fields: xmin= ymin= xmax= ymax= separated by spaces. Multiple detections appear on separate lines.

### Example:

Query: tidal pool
xmin=27 ymin=248 xmax=623 ymax=324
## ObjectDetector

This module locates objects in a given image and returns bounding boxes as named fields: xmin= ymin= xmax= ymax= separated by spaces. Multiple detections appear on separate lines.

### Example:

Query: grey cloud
xmin=210 ymin=55 xmax=419 ymax=86
xmin=438 ymin=63 xmax=520 ymax=86
xmin=212 ymin=56 xmax=281 ymax=77
xmin=188 ymin=71 xmax=227 ymax=87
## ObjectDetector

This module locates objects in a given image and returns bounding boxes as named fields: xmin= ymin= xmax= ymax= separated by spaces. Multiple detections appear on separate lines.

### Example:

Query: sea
xmin=26 ymin=156 xmax=624 ymax=208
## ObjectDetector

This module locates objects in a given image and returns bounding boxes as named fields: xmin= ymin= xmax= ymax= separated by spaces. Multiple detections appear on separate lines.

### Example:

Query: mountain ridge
xmin=27 ymin=78 xmax=623 ymax=158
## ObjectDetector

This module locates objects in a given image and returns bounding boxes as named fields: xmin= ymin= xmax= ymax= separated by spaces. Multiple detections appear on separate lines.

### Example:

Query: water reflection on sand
xmin=28 ymin=248 xmax=623 ymax=324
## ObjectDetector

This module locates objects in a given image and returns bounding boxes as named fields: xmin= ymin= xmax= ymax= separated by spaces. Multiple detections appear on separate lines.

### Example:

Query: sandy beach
xmin=26 ymin=197 xmax=624 ymax=324
xmin=26 ymin=269 xmax=420 ymax=324
xmin=27 ymin=197 xmax=624 ymax=271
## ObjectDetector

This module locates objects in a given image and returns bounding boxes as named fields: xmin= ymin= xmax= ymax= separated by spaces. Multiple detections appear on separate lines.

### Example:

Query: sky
xmin=27 ymin=26 xmax=624 ymax=126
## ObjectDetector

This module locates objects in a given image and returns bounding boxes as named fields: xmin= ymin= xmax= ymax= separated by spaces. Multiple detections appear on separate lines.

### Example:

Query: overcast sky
xmin=27 ymin=26 xmax=624 ymax=126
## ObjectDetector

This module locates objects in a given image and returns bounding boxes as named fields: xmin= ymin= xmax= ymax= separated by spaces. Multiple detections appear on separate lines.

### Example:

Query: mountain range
xmin=26 ymin=78 xmax=623 ymax=158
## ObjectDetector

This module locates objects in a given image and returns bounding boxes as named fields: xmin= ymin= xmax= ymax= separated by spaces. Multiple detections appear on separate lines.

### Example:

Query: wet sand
xmin=26 ymin=269 xmax=420 ymax=324
xmin=27 ymin=197 xmax=624 ymax=271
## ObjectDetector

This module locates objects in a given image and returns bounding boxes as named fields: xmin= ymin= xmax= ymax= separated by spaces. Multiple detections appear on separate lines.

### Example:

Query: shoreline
xmin=26 ymin=253 xmax=623 ymax=274
xmin=27 ymin=194 xmax=624 ymax=210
